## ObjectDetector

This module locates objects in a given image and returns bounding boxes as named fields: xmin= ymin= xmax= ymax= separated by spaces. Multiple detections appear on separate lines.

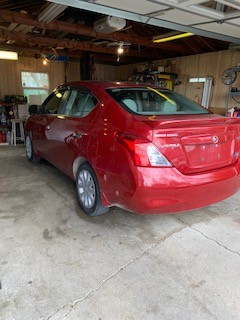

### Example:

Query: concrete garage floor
xmin=1 ymin=146 xmax=240 ymax=320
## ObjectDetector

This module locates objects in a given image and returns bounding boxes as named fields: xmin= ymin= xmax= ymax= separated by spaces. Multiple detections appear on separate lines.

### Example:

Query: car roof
xmin=59 ymin=81 xmax=159 ymax=91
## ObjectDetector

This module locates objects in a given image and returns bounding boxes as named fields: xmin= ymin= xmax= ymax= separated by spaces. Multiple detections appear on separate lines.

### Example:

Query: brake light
xmin=116 ymin=134 xmax=172 ymax=167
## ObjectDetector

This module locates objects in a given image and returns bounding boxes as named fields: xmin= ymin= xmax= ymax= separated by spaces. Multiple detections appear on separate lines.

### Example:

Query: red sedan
xmin=25 ymin=81 xmax=240 ymax=216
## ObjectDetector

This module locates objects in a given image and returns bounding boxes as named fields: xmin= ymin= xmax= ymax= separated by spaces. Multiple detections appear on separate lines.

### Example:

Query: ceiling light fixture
xmin=117 ymin=46 xmax=124 ymax=54
xmin=117 ymin=44 xmax=124 ymax=63
xmin=152 ymin=32 xmax=193 ymax=43
xmin=0 ymin=50 xmax=18 ymax=60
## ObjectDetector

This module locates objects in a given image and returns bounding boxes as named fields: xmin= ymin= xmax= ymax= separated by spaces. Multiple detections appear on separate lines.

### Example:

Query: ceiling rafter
xmin=0 ymin=42 xmax=143 ymax=64
xmin=0 ymin=42 xmax=82 ymax=58
xmin=0 ymin=29 xmax=161 ymax=59
xmin=197 ymin=36 xmax=217 ymax=51
xmin=182 ymin=38 xmax=201 ymax=54
xmin=0 ymin=2 xmax=233 ymax=64
xmin=0 ymin=9 xmax=195 ymax=52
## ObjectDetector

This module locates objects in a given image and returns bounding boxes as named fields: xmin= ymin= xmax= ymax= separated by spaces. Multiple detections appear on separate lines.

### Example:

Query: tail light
xmin=116 ymin=134 xmax=172 ymax=167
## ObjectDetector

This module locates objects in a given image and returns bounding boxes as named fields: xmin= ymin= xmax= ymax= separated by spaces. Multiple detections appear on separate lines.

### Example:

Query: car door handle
xmin=72 ymin=132 xmax=85 ymax=139
xmin=46 ymin=125 xmax=50 ymax=130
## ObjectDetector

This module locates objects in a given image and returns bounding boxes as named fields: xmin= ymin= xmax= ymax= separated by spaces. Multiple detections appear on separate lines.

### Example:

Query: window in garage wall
xmin=21 ymin=71 xmax=49 ymax=104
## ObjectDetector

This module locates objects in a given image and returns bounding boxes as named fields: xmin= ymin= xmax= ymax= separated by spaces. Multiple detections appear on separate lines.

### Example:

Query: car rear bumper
xmin=103 ymin=165 xmax=240 ymax=214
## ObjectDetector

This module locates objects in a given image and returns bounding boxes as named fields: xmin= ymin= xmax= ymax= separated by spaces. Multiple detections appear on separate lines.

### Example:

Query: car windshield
xmin=107 ymin=87 xmax=210 ymax=115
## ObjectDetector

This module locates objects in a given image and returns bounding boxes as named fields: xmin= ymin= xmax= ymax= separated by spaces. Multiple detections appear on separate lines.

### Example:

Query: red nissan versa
xmin=25 ymin=81 xmax=240 ymax=216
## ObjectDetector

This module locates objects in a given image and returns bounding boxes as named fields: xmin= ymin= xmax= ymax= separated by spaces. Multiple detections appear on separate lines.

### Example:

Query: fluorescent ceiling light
xmin=0 ymin=50 xmax=18 ymax=60
xmin=153 ymin=32 xmax=193 ymax=43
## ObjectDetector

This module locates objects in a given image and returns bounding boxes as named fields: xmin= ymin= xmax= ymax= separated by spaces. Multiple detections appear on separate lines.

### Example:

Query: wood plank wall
xmin=172 ymin=50 xmax=240 ymax=113
xmin=0 ymin=57 xmax=66 ymax=98
xmin=1 ymin=51 xmax=240 ymax=115
xmin=95 ymin=64 xmax=117 ymax=81
xmin=0 ymin=57 xmax=117 ymax=99
xmin=116 ymin=49 xmax=240 ymax=114
xmin=65 ymin=61 xmax=80 ymax=82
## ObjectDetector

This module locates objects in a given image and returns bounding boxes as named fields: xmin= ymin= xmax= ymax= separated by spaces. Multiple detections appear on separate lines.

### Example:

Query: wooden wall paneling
xmin=116 ymin=65 xmax=128 ymax=81
xmin=211 ymin=51 xmax=228 ymax=109
xmin=65 ymin=61 xmax=81 ymax=82
xmin=116 ymin=62 xmax=148 ymax=82
xmin=230 ymin=50 xmax=240 ymax=90
xmin=18 ymin=57 xmax=65 ymax=92
xmin=198 ymin=53 xmax=215 ymax=76
xmin=210 ymin=50 xmax=239 ymax=110
xmin=0 ymin=57 xmax=67 ymax=98
xmin=0 ymin=58 xmax=118 ymax=101
xmin=116 ymin=50 xmax=240 ymax=113
xmin=174 ymin=57 xmax=189 ymax=96
xmin=0 ymin=60 xmax=19 ymax=97
xmin=0 ymin=51 xmax=240 ymax=113
xmin=185 ymin=82 xmax=204 ymax=104
xmin=227 ymin=50 xmax=240 ymax=109
xmin=48 ymin=62 xmax=65 ymax=91
xmin=176 ymin=50 xmax=240 ymax=111
xmin=95 ymin=64 xmax=117 ymax=81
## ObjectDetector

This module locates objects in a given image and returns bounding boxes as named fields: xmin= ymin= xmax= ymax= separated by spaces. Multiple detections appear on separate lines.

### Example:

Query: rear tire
xmin=76 ymin=162 xmax=109 ymax=216
xmin=25 ymin=133 xmax=41 ymax=163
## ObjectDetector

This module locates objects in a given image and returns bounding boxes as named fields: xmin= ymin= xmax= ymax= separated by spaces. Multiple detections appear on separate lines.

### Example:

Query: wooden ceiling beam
xmin=198 ymin=36 xmax=217 ymax=51
xmin=0 ymin=29 xmax=160 ymax=59
xmin=0 ymin=43 xmax=83 ymax=59
xmin=0 ymin=42 xmax=136 ymax=64
xmin=182 ymin=38 xmax=201 ymax=54
xmin=0 ymin=9 xmax=187 ymax=52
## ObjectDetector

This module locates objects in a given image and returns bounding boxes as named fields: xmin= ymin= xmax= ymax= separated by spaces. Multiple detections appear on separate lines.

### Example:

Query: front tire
xmin=76 ymin=162 xmax=109 ymax=216
xmin=25 ymin=133 xmax=41 ymax=162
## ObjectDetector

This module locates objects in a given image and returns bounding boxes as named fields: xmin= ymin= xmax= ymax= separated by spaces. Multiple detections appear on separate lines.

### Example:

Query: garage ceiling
xmin=0 ymin=0 xmax=239 ymax=65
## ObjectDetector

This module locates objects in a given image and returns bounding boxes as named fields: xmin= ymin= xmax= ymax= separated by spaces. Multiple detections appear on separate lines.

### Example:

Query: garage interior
xmin=1 ymin=0 xmax=240 ymax=319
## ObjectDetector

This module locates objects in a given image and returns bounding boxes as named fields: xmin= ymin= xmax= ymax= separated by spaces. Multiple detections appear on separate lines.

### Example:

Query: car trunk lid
xmin=144 ymin=115 xmax=240 ymax=174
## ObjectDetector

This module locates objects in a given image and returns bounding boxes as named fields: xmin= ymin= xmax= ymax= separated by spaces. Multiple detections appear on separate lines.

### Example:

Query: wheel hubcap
xmin=26 ymin=136 xmax=32 ymax=159
xmin=77 ymin=170 xmax=96 ymax=208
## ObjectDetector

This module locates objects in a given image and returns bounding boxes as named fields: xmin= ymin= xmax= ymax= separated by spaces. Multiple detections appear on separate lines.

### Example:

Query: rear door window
xmin=63 ymin=89 xmax=98 ymax=117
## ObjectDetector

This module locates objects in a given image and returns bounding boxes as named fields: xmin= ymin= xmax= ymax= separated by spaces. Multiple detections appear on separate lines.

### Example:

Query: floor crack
xmin=46 ymin=225 xmax=186 ymax=320
xmin=177 ymin=217 xmax=240 ymax=257
xmin=190 ymin=225 xmax=240 ymax=257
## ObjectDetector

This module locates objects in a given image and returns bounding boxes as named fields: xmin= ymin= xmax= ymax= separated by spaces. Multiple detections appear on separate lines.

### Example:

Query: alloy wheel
xmin=77 ymin=169 xmax=96 ymax=208
xmin=25 ymin=135 xmax=32 ymax=159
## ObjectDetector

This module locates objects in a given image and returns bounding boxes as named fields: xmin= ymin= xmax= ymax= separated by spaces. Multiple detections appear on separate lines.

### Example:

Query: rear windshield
xmin=106 ymin=87 xmax=210 ymax=115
